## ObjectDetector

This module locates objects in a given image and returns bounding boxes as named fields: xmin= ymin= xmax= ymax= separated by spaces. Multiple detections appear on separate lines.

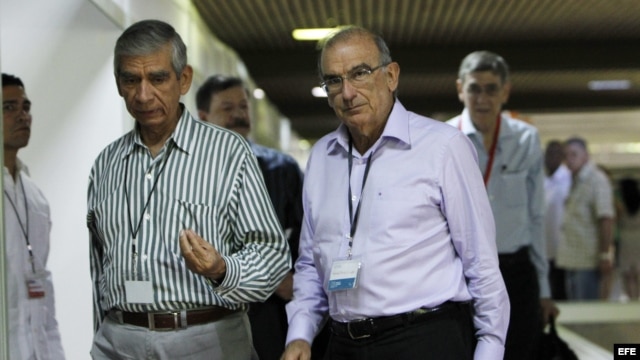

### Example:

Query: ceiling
xmin=192 ymin=0 xmax=640 ymax=149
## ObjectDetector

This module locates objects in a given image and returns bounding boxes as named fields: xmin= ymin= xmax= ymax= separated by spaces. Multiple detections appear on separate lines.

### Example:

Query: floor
xmin=554 ymin=271 xmax=640 ymax=359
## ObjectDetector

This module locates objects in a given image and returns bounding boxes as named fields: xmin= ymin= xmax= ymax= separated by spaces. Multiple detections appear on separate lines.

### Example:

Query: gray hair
xmin=458 ymin=51 xmax=509 ymax=84
xmin=317 ymin=26 xmax=392 ymax=78
xmin=114 ymin=19 xmax=187 ymax=77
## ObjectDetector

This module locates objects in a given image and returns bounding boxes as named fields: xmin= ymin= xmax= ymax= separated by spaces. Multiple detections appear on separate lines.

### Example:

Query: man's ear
xmin=456 ymin=78 xmax=464 ymax=103
xmin=179 ymin=65 xmax=193 ymax=95
xmin=501 ymin=81 xmax=511 ymax=105
xmin=115 ymin=75 xmax=123 ymax=97
xmin=197 ymin=110 xmax=208 ymax=121
xmin=385 ymin=62 xmax=400 ymax=92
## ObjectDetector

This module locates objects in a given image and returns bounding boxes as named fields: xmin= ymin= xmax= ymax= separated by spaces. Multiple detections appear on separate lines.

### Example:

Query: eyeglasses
xmin=321 ymin=63 xmax=389 ymax=94
xmin=464 ymin=83 xmax=502 ymax=97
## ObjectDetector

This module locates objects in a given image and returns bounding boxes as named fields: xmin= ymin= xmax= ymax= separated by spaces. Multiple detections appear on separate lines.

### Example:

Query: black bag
xmin=538 ymin=317 xmax=579 ymax=360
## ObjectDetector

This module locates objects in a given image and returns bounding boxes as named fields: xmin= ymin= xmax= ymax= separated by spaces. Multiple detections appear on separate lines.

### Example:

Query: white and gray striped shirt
xmin=88 ymin=107 xmax=290 ymax=328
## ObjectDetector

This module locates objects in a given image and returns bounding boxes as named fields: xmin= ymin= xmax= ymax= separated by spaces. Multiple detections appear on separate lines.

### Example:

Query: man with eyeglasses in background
xmin=447 ymin=51 xmax=559 ymax=360
xmin=282 ymin=26 xmax=509 ymax=360
xmin=195 ymin=75 xmax=329 ymax=360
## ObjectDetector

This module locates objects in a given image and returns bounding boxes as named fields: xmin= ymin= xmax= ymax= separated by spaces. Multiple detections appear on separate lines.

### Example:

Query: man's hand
xmin=281 ymin=340 xmax=311 ymax=360
xmin=599 ymin=258 xmax=614 ymax=275
xmin=179 ymin=229 xmax=226 ymax=281
xmin=275 ymin=272 xmax=294 ymax=301
xmin=540 ymin=298 xmax=559 ymax=327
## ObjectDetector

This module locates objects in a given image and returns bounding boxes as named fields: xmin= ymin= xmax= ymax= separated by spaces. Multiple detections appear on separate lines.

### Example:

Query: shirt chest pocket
xmin=161 ymin=200 xmax=219 ymax=253
xmin=369 ymin=186 xmax=435 ymax=239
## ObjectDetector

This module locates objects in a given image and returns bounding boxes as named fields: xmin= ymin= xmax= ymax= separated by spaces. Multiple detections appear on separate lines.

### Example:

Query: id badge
xmin=125 ymin=280 xmax=154 ymax=304
xmin=26 ymin=271 xmax=47 ymax=299
xmin=328 ymin=258 xmax=361 ymax=292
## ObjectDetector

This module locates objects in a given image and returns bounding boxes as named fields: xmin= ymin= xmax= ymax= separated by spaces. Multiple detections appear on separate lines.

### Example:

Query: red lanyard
xmin=459 ymin=116 xmax=501 ymax=186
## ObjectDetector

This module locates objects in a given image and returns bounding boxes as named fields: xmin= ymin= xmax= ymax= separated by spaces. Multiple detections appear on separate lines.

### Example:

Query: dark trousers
xmin=500 ymin=247 xmax=542 ymax=360
xmin=324 ymin=303 xmax=475 ymax=360
xmin=248 ymin=296 xmax=288 ymax=360
xmin=548 ymin=259 xmax=567 ymax=300
xmin=249 ymin=296 xmax=330 ymax=360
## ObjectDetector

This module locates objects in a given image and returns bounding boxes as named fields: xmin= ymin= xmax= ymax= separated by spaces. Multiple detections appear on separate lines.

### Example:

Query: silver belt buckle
xmin=147 ymin=311 xmax=184 ymax=330
xmin=347 ymin=319 xmax=373 ymax=339
xmin=147 ymin=313 xmax=157 ymax=330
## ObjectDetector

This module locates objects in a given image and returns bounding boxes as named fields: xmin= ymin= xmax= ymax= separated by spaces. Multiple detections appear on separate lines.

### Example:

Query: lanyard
xmin=4 ymin=173 xmax=36 ymax=272
xmin=123 ymin=145 xmax=174 ymax=267
xmin=347 ymin=138 xmax=373 ymax=259
xmin=459 ymin=115 xmax=501 ymax=186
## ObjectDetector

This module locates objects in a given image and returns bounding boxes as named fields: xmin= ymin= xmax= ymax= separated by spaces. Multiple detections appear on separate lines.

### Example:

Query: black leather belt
xmin=110 ymin=306 xmax=239 ymax=331
xmin=330 ymin=301 xmax=466 ymax=340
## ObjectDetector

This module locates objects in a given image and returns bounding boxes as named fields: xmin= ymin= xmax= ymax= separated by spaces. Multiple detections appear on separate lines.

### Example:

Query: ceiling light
xmin=292 ymin=28 xmax=336 ymax=41
xmin=253 ymin=88 xmax=265 ymax=99
xmin=588 ymin=80 xmax=631 ymax=91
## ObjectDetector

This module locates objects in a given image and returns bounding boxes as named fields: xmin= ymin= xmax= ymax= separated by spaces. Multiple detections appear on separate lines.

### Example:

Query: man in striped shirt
xmin=87 ymin=19 xmax=290 ymax=360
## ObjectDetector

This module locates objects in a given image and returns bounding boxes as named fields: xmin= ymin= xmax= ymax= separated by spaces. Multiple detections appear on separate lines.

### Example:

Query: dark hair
xmin=620 ymin=178 xmax=640 ymax=215
xmin=458 ymin=51 xmax=510 ymax=84
xmin=195 ymin=75 xmax=246 ymax=111
xmin=545 ymin=140 xmax=564 ymax=152
xmin=114 ymin=19 xmax=187 ymax=78
xmin=2 ymin=73 xmax=24 ymax=88
xmin=317 ymin=26 xmax=392 ymax=79
xmin=565 ymin=136 xmax=588 ymax=151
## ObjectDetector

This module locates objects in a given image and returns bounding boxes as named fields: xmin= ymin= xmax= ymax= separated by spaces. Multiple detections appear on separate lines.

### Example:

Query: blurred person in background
xmin=596 ymin=164 xmax=620 ymax=300
xmin=543 ymin=140 xmax=571 ymax=300
xmin=617 ymin=177 xmax=640 ymax=300
xmin=557 ymin=137 xmax=614 ymax=300
xmin=3 ymin=72 xmax=66 ymax=359
xmin=196 ymin=75 xmax=329 ymax=360
xmin=447 ymin=50 xmax=557 ymax=360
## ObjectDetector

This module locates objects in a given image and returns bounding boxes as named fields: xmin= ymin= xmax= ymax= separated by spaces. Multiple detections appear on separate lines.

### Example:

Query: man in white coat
xmin=2 ymin=72 xmax=65 ymax=359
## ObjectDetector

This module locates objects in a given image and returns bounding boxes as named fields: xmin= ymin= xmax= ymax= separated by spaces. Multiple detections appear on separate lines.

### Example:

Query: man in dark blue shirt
xmin=196 ymin=75 xmax=327 ymax=360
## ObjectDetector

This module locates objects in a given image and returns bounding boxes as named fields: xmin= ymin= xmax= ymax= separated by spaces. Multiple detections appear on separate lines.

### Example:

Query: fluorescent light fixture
xmin=311 ymin=86 xmax=327 ymax=98
xmin=588 ymin=80 xmax=631 ymax=91
xmin=292 ymin=28 xmax=336 ymax=41
xmin=591 ymin=142 xmax=640 ymax=154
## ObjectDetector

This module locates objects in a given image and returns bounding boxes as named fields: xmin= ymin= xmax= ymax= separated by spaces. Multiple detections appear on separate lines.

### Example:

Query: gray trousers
xmin=91 ymin=310 xmax=258 ymax=360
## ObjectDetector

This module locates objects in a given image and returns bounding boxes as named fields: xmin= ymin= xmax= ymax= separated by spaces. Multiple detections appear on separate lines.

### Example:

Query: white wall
xmin=0 ymin=1 xmax=279 ymax=358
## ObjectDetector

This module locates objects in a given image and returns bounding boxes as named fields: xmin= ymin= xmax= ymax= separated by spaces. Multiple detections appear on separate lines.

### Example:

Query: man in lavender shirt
xmin=282 ymin=26 xmax=510 ymax=360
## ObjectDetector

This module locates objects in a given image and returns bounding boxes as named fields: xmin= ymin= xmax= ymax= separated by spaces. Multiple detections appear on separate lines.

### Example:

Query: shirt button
xmin=144 ymin=213 xmax=151 ymax=220
xmin=141 ymin=254 xmax=148 ymax=261
xmin=145 ymin=173 xmax=152 ymax=180
xmin=351 ymin=195 xmax=357 ymax=201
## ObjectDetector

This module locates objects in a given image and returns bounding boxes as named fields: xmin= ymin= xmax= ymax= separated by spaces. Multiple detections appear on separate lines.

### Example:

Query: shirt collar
xmin=457 ymin=108 xmax=478 ymax=136
xmin=122 ymin=103 xmax=193 ymax=158
xmin=458 ymin=109 xmax=522 ymax=144
xmin=325 ymin=99 xmax=410 ymax=155
xmin=3 ymin=158 xmax=28 ymax=184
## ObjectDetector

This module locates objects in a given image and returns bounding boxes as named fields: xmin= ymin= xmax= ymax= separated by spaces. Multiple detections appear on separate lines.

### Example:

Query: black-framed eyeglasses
xmin=321 ymin=63 xmax=390 ymax=94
